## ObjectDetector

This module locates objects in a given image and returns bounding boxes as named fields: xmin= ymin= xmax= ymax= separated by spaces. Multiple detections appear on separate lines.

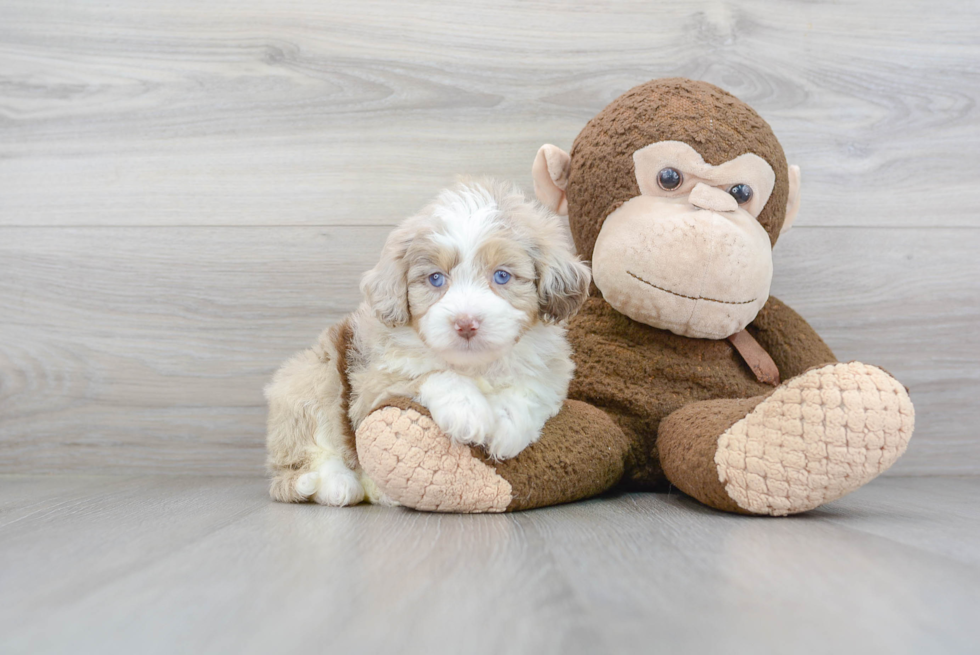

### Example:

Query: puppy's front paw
xmin=428 ymin=391 xmax=496 ymax=447
xmin=487 ymin=406 xmax=539 ymax=460
xmin=420 ymin=373 xmax=496 ymax=447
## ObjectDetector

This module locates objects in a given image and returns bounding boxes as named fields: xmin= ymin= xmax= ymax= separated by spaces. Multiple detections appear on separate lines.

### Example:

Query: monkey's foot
xmin=714 ymin=362 xmax=914 ymax=516
xmin=356 ymin=401 xmax=513 ymax=513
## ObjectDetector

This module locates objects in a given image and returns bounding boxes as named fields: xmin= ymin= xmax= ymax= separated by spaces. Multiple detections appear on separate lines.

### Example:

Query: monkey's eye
xmin=729 ymin=184 xmax=753 ymax=204
xmin=428 ymin=272 xmax=445 ymax=288
xmin=657 ymin=167 xmax=683 ymax=191
xmin=493 ymin=270 xmax=511 ymax=285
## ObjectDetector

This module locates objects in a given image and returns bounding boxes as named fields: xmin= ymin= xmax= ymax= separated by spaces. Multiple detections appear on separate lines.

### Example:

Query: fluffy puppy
xmin=264 ymin=179 xmax=592 ymax=506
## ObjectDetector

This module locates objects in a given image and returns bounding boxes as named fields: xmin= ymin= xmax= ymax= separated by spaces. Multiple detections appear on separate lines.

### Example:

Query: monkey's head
xmin=532 ymin=78 xmax=802 ymax=340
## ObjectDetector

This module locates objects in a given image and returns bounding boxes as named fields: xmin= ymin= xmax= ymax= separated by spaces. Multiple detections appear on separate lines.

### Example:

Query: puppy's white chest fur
xmin=346 ymin=306 xmax=574 ymax=460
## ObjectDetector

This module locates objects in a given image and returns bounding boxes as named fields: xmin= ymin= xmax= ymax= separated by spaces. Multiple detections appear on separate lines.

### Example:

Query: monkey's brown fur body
xmin=353 ymin=79 xmax=914 ymax=515
xmin=568 ymin=295 xmax=836 ymax=492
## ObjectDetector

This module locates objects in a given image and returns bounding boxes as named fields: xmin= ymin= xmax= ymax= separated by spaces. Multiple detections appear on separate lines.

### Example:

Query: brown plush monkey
xmin=355 ymin=78 xmax=914 ymax=515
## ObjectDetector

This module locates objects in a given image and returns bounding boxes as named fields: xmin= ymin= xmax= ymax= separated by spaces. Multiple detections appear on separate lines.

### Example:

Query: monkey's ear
xmin=781 ymin=164 xmax=802 ymax=235
xmin=532 ymin=144 xmax=570 ymax=216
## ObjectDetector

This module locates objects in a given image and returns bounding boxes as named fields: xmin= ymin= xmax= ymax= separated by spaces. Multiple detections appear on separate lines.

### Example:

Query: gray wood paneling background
xmin=1 ymin=0 xmax=978 ymax=476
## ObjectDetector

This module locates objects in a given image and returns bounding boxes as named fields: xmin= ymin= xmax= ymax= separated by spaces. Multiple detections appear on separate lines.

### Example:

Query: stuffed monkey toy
xmin=354 ymin=78 xmax=914 ymax=515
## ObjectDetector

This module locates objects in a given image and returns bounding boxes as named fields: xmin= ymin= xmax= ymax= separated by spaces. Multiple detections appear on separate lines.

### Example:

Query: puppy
xmin=264 ymin=179 xmax=591 ymax=506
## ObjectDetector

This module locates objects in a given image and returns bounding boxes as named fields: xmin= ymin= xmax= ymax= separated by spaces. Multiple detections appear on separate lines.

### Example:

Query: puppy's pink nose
xmin=454 ymin=315 xmax=480 ymax=340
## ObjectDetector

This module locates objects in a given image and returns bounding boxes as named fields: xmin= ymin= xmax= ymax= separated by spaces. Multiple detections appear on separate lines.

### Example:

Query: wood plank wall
xmin=2 ymin=0 xmax=977 ymax=476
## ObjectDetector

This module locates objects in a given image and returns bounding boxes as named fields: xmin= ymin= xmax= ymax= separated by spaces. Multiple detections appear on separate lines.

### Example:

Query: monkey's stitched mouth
xmin=626 ymin=271 xmax=756 ymax=306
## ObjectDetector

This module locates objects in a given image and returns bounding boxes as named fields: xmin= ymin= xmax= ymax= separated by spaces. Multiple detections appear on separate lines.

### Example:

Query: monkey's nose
xmin=454 ymin=315 xmax=480 ymax=340
xmin=689 ymin=183 xmax=738 ymax=213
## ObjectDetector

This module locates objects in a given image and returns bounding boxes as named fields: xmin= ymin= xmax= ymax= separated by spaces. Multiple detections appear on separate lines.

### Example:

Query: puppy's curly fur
xmin=264 ymin=180 xmax=591 ymax=505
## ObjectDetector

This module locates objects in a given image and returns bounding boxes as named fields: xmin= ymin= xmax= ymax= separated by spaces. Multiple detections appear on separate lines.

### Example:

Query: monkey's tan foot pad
xmin=356 ymin=403 xmax=513 ymax=513
xmin=714 ymin=362 xmax=914 ymax=516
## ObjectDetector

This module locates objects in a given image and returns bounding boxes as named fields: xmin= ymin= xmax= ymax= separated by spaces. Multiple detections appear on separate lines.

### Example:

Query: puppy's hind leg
xmin=265 ymin=345 xmax=365 ymax=507
xmin=269 ymin=451 xmax=366 ymax=506
xmin=269 ymin=467 xmax=319 ymax=504
xmin=311 ymin=458 xmax=365 ymax=506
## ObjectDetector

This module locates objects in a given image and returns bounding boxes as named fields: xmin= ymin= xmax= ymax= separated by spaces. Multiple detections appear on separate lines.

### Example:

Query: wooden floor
xmin=1 ymin=475 xmax=977 ymax=654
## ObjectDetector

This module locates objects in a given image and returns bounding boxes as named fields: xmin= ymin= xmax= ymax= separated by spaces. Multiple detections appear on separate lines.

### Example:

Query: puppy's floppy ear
xmin=535 ymin=231 xmax=592 ymax=323
xmin=360 ymin=222 xmax=415 ymax=327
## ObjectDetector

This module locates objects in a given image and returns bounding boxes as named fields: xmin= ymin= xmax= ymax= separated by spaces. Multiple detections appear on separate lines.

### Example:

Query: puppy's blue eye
xmin=493 ymin=270 xmax=511 ymax=285
xmin=428 ymin=272 xmax=445 ymax=287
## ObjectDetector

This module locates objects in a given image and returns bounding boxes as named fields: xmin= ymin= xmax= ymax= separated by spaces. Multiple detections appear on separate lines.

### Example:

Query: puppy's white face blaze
xmin=409 ymin=198 xmax=539 ymax=367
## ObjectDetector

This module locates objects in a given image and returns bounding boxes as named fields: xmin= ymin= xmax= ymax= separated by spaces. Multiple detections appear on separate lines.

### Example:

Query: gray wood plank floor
xmin=1 ymin=475 xmax=978 ymax=655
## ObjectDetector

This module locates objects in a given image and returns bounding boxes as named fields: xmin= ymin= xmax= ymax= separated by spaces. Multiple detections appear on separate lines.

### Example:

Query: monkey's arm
xmin=746 ymin=296 xmax=837 ymax=380
xmin=355 ymin=398 xmax=630 ymax=512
